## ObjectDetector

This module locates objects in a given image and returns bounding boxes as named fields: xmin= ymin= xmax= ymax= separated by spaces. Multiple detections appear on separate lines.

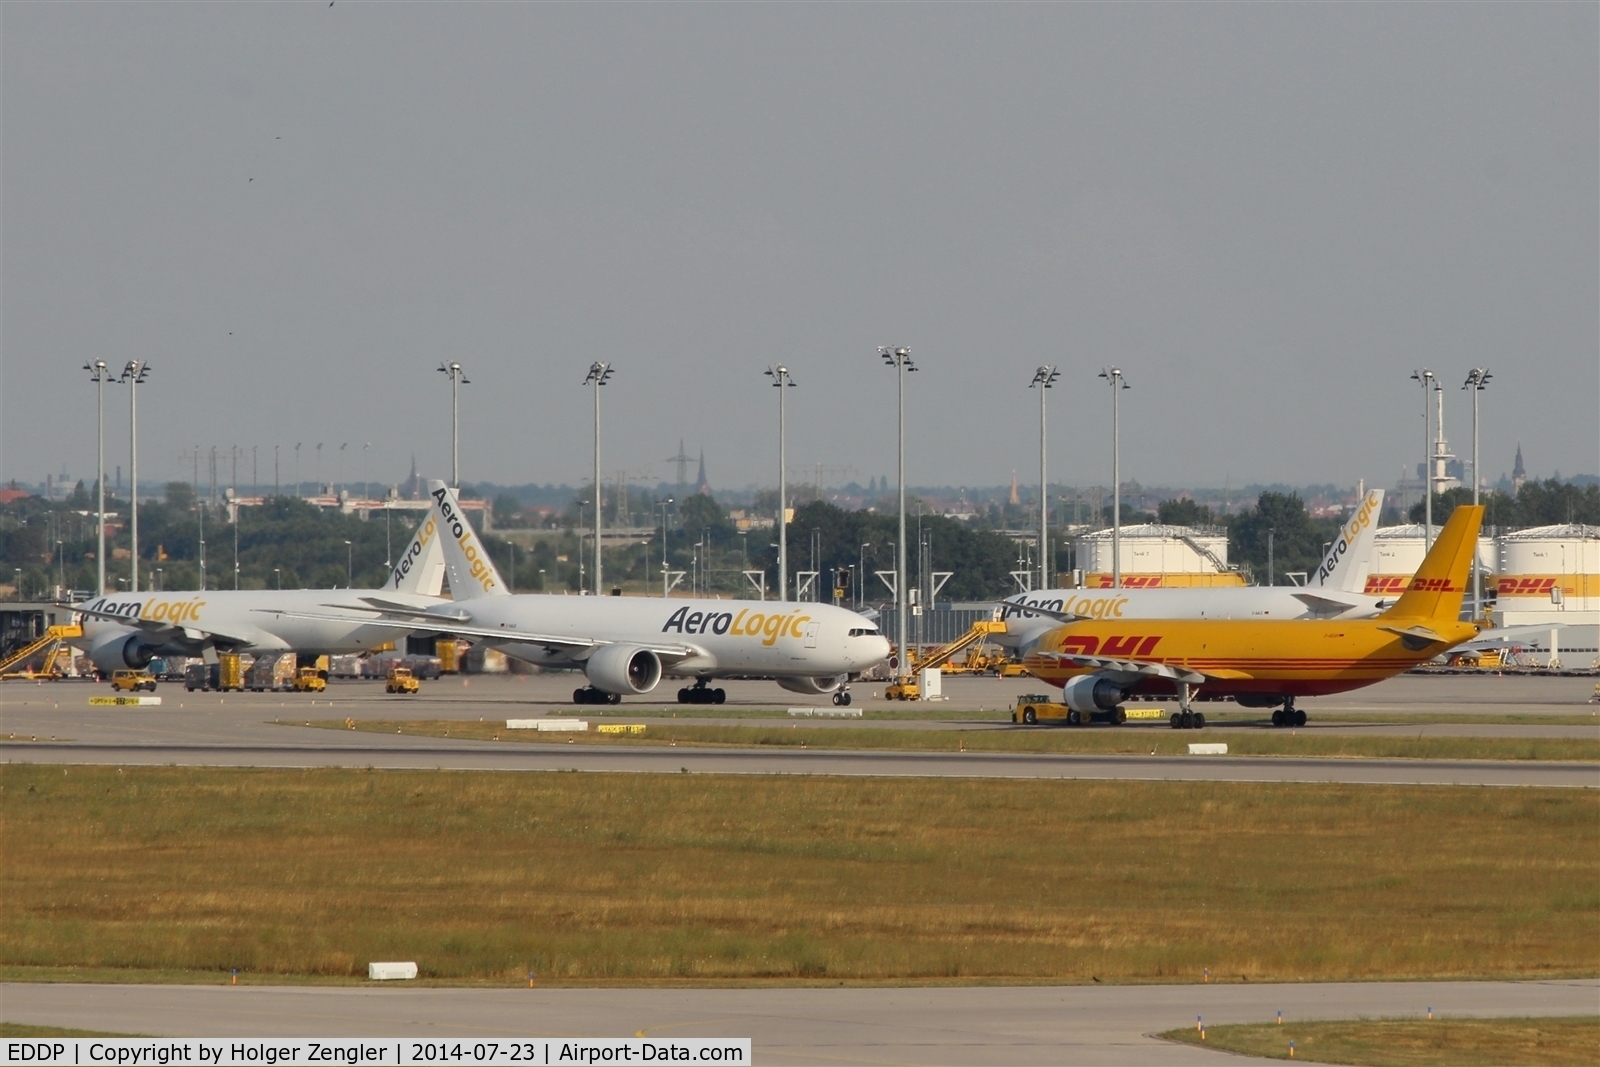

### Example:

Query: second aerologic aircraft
xmin=276 ymin=481 xmax=891 ymax=705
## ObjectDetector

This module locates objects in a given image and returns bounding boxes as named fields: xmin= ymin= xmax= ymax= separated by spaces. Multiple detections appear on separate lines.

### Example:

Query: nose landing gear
xmin=831 ymin=688 xmax=852 ymax=707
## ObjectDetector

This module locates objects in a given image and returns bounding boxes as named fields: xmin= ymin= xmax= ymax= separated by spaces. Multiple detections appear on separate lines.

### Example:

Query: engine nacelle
xmin=89 ymin=632 xmax=157 ymax=673
xmin=1061 ymin=674 xmax=1126 ymax=714
xmin=583 ymin=644 xmax=662 ymax=694
xmin=775 ymin=674 xmax=846 ymax=696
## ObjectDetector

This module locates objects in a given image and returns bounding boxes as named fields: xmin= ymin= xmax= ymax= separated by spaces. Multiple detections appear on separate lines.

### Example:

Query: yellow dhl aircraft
xmin=1022 ymin=505 xmax=1485 ymax=729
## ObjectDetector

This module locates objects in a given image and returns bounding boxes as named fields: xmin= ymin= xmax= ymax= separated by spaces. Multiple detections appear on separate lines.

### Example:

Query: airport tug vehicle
xmin=385 ymin=665 xmax=421 ymax=694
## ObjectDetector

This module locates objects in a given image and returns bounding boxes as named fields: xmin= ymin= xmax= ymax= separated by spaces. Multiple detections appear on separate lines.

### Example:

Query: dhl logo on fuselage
xmin=1054 ymin=634 xmax=1162 ymax=657
xmin=662 ymin=605 xmax=813 ymax=647
xmin=1002 ymin=595 xmax=1130 ymax=621
xmin=431 ymin=487 xmax=496 ymax=594
xmin=1408 ymin=577 xmax=1460 ymax=593
xmin=81 ymin=596 xmax=206 ymax=624
xmin=389 ymin=516 xmax=437 ymax=589
xmin=1364 ymin=575 xmax=1409 ymax=594
xmin=1314 ymin=490 xmax=1381 ymax=586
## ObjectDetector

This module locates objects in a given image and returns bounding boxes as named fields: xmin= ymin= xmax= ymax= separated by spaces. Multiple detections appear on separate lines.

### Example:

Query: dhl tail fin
xmin=427 ymin=479 xmax=510 ymax=600
xmin=1381 ymin=505 xmax=1483 ymax=621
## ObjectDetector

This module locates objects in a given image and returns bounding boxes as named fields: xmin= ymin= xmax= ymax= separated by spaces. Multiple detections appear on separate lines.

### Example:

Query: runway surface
xmin=4 ymin=980 xmax=1594 ymax=1066
xmin=4 ymin=673 xmax=1596 ymax=787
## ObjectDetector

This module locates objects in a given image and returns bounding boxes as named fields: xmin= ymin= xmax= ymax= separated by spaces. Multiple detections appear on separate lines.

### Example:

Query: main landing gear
xmin=574 ymin=686 xmax=621 ymax=705
xmin=1271 ymin=697 xmax=1307 ymax=727
xmin=678 ymin=681 xmax=726 ymax=705
xmin=1169 ymin=680 xmax=1206 ymax=730
xmin=831 ymin=688 xmax=852 ymax=707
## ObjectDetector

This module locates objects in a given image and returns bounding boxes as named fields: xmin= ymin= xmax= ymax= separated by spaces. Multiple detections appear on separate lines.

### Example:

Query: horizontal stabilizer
xmin=1378 ymin=624 xmax=1452 ymax=651
xmin=1290 ymin=592 xmax=1357 ymax=616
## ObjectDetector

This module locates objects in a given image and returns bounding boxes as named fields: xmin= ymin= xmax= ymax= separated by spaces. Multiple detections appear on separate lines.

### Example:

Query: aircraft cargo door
xmin=804 ymin=621 xmax=819 ymax=648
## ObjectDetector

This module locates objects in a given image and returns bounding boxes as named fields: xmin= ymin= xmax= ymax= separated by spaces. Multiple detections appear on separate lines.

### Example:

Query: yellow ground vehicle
xmin=292 ymin=667 xmax=327 ymax=693
xmin=110 ymin=669 xmax=157 ymax=692
xmin=385 ymin=666 xmax=421 ymax=694
xmin=886 ymin=620 xmax=1008 ymax=700
xmin=0 ymin=624 xmax=83 ymax=679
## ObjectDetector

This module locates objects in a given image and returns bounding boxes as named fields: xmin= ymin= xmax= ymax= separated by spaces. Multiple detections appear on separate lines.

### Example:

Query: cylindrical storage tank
xmin=1075 ymin=524 xmax=1244 ymax=588
xmin=1494 ymin=524 xmax=1600 ymax=624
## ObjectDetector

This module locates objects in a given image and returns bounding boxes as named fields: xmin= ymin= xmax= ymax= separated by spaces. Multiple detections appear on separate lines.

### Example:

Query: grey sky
xmin=4 ymin=2 xmax=1595 ymax=497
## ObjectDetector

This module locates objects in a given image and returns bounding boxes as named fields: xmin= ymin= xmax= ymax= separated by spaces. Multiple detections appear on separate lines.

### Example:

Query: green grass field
xmin=1160 ymin=1016 xmax=1599 ymax=1065
xmin=3 ymin=766 xmax=1595 ymax=985
xmin=314 ymin=718 xmax=1600 ymax=761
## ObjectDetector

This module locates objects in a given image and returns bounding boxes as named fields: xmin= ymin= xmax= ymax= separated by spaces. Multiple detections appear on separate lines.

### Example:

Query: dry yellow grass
xmin=1161 ymin=1016 xmax=1599 ymax=1065
xmin=2 ymin=766 xmax=1596 ymax=984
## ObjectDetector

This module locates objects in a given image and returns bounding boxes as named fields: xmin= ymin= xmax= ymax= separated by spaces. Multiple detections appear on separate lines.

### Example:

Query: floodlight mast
xmin=584 ymin=362 xmax=614 ymax=595
xmin=120 ymin=361 xmax=150 ymax=592
xmin=1411 ymin=369 xmax=1436 ymax=547
xmin=1098 ymin=367 xmax=1128 ymax=589
xmin=765 ymin=366 xmax=797 ymax=601
xmin=84 ymin=360 xmax=111 ymax=595
xmin=1463 ymin=368 xmax=1492 ymax=618
xmin=879 ymin=346 xmax=916 ymax=684
xmin=1030 ymin=366 xmax=1059 ymax=591
xmin=436 ymin=362 xmax=470 ymax=488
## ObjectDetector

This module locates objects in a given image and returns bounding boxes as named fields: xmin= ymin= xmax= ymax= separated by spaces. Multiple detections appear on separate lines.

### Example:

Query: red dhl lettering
xmin=1364 ymin=576 xmax=1409 ymax=594
xmin=1089 ymin=575 xmax=1162 ymax=589
xmin=1497 ymin=577 xmax=1558 ymax=595
xmin=1408 ymin=577 xmax=1459 ymax=592
xmin=1057 ymin=634 xmax=1161 ymax=657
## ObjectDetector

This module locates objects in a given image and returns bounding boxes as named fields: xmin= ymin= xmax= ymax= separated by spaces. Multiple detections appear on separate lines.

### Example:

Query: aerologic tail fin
xmin=385 ymin=511 xmax=446 ymax=596
xmin=427 ymin=479 xmax=510 ymax=600
xmin=1310 ymin=488 xmax=1384 ymax=594
xmin=1381 ymin=505 xmax=1483 ymax=622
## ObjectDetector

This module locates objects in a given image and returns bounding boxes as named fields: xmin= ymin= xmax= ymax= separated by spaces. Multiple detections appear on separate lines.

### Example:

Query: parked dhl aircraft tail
xmin=1021 ymin=506 xmax=1485 ymax=730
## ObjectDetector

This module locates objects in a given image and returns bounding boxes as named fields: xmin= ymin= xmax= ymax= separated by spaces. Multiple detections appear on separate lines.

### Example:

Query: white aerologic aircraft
xmin=73 ymin=511 xmax=447 ymax=674
xmin=997 ymin=489 xmax=1391 ymax=658
xmin=284 ymin=481 xmax=892 ymax=705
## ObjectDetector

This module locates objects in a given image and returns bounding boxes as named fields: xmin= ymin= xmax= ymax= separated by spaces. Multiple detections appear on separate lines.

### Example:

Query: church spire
xmin=694 ymin=449 xmax=710 ymax=495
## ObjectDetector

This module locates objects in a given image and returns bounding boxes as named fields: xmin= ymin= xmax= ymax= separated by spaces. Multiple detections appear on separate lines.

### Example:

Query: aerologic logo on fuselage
xmin=662 ymin=605 xmax=813 ymax=647
xmin=431 ymin=487 xmax=496 ymax=594
xmin=390 ymin=516 xmax=438 ymax=589
xmin=81 ymin=596 xmax=207 ymax=624
xmin=1314 ymin=490 xmax=1381 ymax=587
xmin=1001 ymin=595 xmax=1129 ymax=621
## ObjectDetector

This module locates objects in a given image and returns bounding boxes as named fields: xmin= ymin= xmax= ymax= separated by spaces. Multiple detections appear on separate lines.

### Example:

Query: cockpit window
xmin=848 ymin=628 xmax=880 ymax=637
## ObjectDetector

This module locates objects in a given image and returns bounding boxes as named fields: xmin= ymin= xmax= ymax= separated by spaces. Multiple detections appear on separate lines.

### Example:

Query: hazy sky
xmin=4 ymin=2 xmax=1596 ymax=497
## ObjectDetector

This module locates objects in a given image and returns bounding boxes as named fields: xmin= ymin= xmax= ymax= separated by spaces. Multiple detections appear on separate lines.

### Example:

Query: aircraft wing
xmin=1029 ymin=651 xmax=1208 ymax=685
xmin=71 ymin=602 xmax=255 ymax=647
xmin=255 ymin=608 xmax=700 ymax=662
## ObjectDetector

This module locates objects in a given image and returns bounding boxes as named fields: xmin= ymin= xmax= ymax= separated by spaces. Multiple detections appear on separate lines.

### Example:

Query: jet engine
xmin=1061 ymin=674 xmax=1126 ymax=714
xmin=89 ymin=632 xmax=157 ymax=673
xmin=775 ymin=674 xmax=847 ymax=696
xmin=583 ymin=644 xmax=662 ymax=694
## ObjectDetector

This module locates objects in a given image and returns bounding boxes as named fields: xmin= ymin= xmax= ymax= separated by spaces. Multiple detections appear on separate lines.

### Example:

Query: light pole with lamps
xmin=583 ymin=362 xmax=614 ymax=595
xmin=1463 ymin=368 xmax=1492 ymax=617
xmin=1030 ymin=365 xmax=1059 ymax=590
xmin=1411 ymin=369 xmax=1437 ymax=547
xmin=858 ymin=542 xmax=871 ymax=610
xmin=657 ymin=497 xmax=674 ymax=597
xmin=1098 ymin=367 xmax=1128 ymax=589
xmin=120 ymin=360 xmax=150 ymax=591
xmin=437 ymin=362 xmax=470 ymax=487
xmin=84 ymin=360 xmax=111 ymax=595
xmin=879 ymin=346 xmax=916 ymax=682
xmin=764 ymin=365 xmax=796 ymax=600
xmin=343 ymin=540 xmax=353 ymax=588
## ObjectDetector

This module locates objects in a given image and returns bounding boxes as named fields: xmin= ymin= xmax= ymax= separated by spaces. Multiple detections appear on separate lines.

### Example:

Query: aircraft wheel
xmin=1294 ymin=709 xmax=1307 ymax=727
xmin=1271 ymin=709 xmax=1284 ymax=727
xmin=1067 ymin=709 xmax=1082 ymax=726
xmin=1192 ymin=712 xmax=1205 ymax=729
xmin=608 ymin=692 xmax=622 ymax=706
xmin=574 ymin=687 xmax=587 ymax=704
xmin=1111 ymin=707 xmax=1127 ymax=726
xmin=1023 ymin=707 xmax=1037 ymax=725
xmin=1171 ymin=712 xmax=1183 ymax=729
xmin=1180 ymin=710 xmax=1194 ymax=729
xmin=712 ymin=688 xmax=726 ymax=705
xmin=677 ymin=688 xmax=690 ymax=704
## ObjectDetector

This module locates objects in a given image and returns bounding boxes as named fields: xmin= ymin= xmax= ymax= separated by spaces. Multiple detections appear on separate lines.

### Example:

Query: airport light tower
xmin=84 ymin=360 xmax=111 ymax=595
xmin=1463 ymin=368 xmax=1492 ymax=617
xmin=879 ymin=346 xmax=916 ymax=683
xmin=1098 ymin=367 xmax=1128 ymax=589
xmin=120 ymin=360 xmax=150 ymax=592
xmin=1030 ymin=365 xmax=1059 ymax=591
xmin=584 ymin=361 xmax=614 ymax=595
xmin=436 ymin=362 xmax=470 ymax=488
xmin=764 ymin=365 xmax=797 ymax=601
xmin=1410 ymin=369 xmax=1437 ymax=547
